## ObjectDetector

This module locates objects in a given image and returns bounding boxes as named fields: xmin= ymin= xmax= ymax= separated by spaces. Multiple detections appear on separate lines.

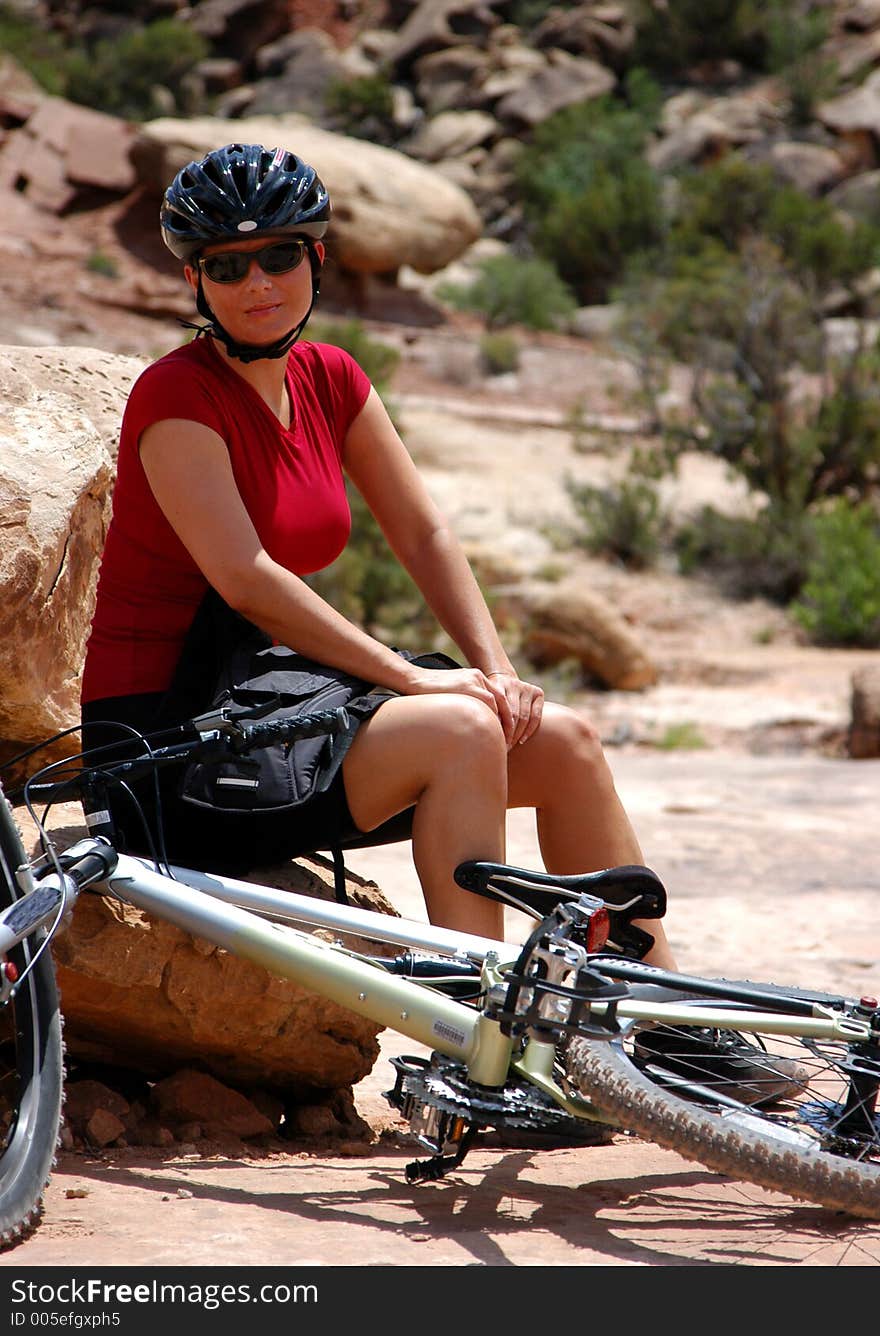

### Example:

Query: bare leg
xmin=342 ymin=694 xmax=507 ymax=938
xmin=507 ymin=703 xmax=677 ymax=970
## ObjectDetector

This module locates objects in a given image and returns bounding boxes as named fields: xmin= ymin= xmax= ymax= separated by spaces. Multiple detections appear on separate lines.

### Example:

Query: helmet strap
xmin=183 ymin=247 xmax=323 ymax=364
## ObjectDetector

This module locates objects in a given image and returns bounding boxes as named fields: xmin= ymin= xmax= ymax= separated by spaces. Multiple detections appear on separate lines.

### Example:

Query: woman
xmin=80 ymin=141 xmax=675 ymax=967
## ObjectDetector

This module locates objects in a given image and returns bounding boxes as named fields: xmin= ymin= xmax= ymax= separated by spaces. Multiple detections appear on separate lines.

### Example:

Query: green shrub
xmin=306 ymin=486 xmax=429 ymax=641
xmin=665 ymin=157 xmax=880 ymax=295
xmin=63 ymin=18 xmax=209 ymax=120
xmin=674 ymin=503 xmax=816 ymax=603
xmin=790 ymin=501 xmax=880 ymax=646
xmin=629 ymin=0 xmax=771 ymax=75
xmin=515 ymin=97 xmax=664 ymax=303
xmin=85 ymin=250 xmax=119 ymax=278
xmin=437 ymin=253 xmax=576 ymax=330
xmin=566 ymin=398 xmax=606 ymax=455
xmin=324 ymin=73 xmax=396 ymax=144
xmin=623 ymin=65 xmax=665 ymax=127
xmin=765 ymin=1 xmax=836 ymax=125
xmin=308 ymin=318 xmax=400 ymax=393
xmin=0 ymin=3 xmax=68 ymax=93
xmin=0 ymin=7 xmax=208 ymax=116
xmin=503 ymin=0 xmax=564 ymax=28
xmin=303 ymin=319 xmax=430 ymax=640
xmin=567 ymin=476 xmax=667 ymax=570
xmin=616 ymin=227 xmax=880 ymax=516
xmin=655 ymin=722 xmax=708 ymax=750
xmin=479 ymin=331 xmax=520 ymax=375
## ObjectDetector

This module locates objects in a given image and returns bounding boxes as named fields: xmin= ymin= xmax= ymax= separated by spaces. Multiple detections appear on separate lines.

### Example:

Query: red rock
xmin=151 ymin=1069 xmax=275 ymax=1139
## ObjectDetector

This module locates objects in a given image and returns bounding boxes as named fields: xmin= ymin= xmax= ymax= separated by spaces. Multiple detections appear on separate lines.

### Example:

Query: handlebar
xmin=210 ymin=705 xmax=350 ymax=752
xmin=18 ymin=705 xmax=351 ymax=808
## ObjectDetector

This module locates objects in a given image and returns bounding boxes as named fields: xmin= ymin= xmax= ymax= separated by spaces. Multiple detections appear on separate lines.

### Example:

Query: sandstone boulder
xmin=648 ymin=85 xmax=782 ymax=172
xmin=828 ymin=166 xmax=880 ymax=220
xmin=493 ymin=49 xmax=616 ymax=128
xmin=402 ymin=109 xmax=498 ymax=162
xmin=413 ymin=45 xmax=495 ymax=115
xmin=185 ymin=0 xmax=291 ymax=65
xmin=0 ymin=53 xmax=48 ymax=125
xmin=0 ymin=344 xmax=145 ymax=773
xmin=83 ymin=1068 xmax=365 ymax=1148
xmin=849 ymin=663 xmax=880 ymax=758
xmin=532 ymin=4 xmax=636 ymax=67
xmin=820 ymin=67 xmax=880 ymax=141
xmin=389 ymin=0 xmax=504 ymax=69
xmin=517 ymin=580 xmax=659 ymax=691
xmin=0 ymin=96 xmax=138 ymax=212
xmin=242 ymin=27 xmax=373 ymax=118
xmin=824 ymin=25 xmax=880 ymax=82
xmin=149 ymin=1070 xmax=276 ymax=1138
xmin=765 ymin=141 xmax=847 ymax=196
xmin=130 ymin=116 xmax=484 ymax=276
xmin=841 ymin=1 xmax=880 ymax=30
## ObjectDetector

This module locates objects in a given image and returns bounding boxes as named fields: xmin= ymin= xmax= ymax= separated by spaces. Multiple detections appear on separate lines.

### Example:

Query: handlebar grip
xmin=236 ymin=706 xmax=350 ymax=751
xmin=57 ymin=839 xmax=119 ymax=887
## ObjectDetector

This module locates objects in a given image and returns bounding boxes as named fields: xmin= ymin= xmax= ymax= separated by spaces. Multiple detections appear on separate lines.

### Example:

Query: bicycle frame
xmin=9 ymin=846 xmax=869 ymax=1119
xmin=108 ymin=853 xmax=518 ymax=1088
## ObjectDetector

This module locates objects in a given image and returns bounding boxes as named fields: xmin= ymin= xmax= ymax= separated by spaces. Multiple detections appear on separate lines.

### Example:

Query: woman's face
xmin=184 ymin=234 xmax=324 ymax=346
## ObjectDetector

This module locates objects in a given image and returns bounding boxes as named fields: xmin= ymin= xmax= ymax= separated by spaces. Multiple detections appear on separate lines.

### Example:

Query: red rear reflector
xmin=3 ymin=960 xmax=18 ymax=983
xmin=587 ymin=907 xmax=610 ymax=952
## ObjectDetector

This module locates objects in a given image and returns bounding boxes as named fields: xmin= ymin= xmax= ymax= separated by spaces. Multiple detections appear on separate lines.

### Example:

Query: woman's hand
xmin=401 ymin=665 xmax=544 ymax=749
xmin=485 ymin=670 xmax=544 ymax=748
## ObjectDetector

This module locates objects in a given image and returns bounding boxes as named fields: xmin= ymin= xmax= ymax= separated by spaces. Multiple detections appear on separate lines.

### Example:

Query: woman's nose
xmin=242 ymin=257 xmax=271 ymax=285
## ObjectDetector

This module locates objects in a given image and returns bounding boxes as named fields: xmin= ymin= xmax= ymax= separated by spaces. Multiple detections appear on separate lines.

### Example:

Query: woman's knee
xmin=427 ymin=693 xmax=507 ymax=765
xmin=540 ymin=702 xmax=604 ymax=762
xmin=348 ymin=691 xmax=506 ymax=784
xmin=510 ymin=702 xmax=611 ymax=804
xmin=343 ymin=693 xmax=505 ymax=831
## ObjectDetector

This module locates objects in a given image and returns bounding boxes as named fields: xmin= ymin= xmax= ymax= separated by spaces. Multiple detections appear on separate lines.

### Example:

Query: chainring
xmin=386 ymin=1051 xmax=607 ymax=1141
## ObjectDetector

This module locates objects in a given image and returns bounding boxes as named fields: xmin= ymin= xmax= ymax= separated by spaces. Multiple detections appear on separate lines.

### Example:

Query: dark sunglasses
xmin=198 ymin=239 xmax=308 ymax=284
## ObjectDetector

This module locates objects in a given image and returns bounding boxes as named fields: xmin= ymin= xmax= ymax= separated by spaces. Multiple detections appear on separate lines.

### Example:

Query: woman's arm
xmin=344 ymin=390 xmax=544 ymax=744
xmin=138 ymin=416 xmax=501 ymax=713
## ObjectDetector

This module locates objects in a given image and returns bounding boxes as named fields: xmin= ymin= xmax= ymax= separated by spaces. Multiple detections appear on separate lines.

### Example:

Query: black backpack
xmin=168 ymin=588 xmax=457 ymax=815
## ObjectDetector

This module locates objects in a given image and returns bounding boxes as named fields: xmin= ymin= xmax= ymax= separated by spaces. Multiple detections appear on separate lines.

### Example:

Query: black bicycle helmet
xmin=160 ymin=142 xmax=330 ymax=259
xmin=160 ymin=143 xmax=331 ymax=362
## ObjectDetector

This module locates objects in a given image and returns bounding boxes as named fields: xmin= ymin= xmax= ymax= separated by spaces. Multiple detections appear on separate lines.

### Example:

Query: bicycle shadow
xmin=51 ymin=1139 xmax=878 ymax=1268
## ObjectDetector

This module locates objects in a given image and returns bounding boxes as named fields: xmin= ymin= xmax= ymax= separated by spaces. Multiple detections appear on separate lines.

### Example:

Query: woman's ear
xmin=184 ymin=263 xmax=198 ymax=295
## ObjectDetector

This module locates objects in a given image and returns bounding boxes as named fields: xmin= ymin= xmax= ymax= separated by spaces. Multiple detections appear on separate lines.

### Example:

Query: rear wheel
xmin=566 ymin=995 xmax=880 ymax=1219
xmin=0 ymin=790 xmax=64 ymax=1249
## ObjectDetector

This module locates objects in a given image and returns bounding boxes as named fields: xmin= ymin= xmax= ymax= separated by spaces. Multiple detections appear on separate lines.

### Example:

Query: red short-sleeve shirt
xmin=81 ymin=337 xmax=371 ymax=703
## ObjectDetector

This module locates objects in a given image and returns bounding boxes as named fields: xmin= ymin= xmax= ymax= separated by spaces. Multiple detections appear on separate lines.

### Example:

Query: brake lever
xmin=192 ymin=695 xmax=283 ymax=736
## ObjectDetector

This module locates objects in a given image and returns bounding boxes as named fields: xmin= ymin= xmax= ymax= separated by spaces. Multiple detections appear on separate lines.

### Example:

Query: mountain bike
xmin=1 ymin=702 xmax=879 ymax=1249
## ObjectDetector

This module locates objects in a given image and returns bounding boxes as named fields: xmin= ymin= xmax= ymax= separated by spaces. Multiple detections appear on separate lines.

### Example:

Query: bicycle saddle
xmin=454 ymin=860 xmax=666 ymax=922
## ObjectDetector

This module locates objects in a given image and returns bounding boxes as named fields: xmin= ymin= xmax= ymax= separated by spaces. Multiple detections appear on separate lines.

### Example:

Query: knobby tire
xmin=566 ymin=999 xmax=880 ymax=1220
xmin=0 ymin=788 xmax=64 ymax=1249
